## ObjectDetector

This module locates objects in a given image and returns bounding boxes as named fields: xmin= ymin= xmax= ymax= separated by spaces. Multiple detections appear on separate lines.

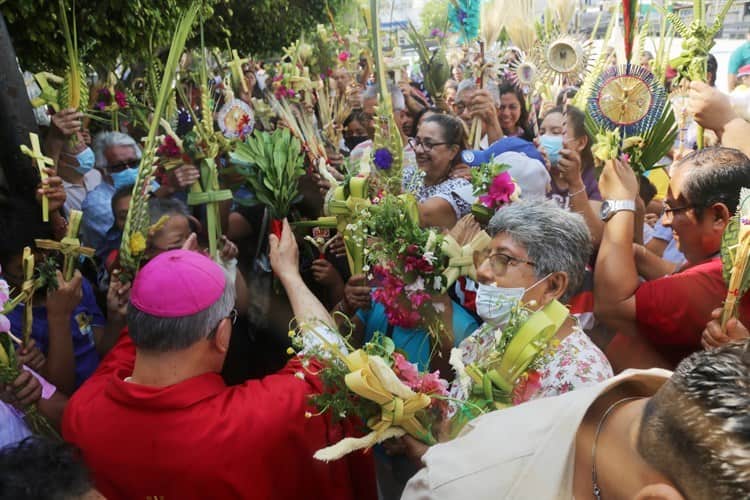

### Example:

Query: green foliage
xmin=230 ymin=128 xmax=306 ymax=219
xmin=419 ymin=0 xmax=450 ymax=37
xmin=3 ymin=0 xmax=344 ymax=74
xmin=3 ymin=0 xmax=217 ymax=73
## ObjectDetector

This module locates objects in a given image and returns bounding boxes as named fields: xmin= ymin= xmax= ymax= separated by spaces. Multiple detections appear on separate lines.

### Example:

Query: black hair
xmin=676 ymin=147 xmax=750 ymax=218
xmin=555 ymin=86 xmax=578 ymax=107
xmin=0 ymin=197 xmax=54 ymax=266
xmin=421 ymin=114 xmax=467 ymax=167
xmin=414 ymin=106 xmax=444 ymax=127
xmin=422 ymin=114 xmax=467 ymax=148
xmin=110 ymin=184 xmax=133 ymax=215
xmin=0 ymin=437 xmax=94 ymax=500
xmin=707 ymin=53 xmax=717 ymax=86
xmin=343 ymin=110 xmax=372 ymax=130
xmin=639 ymin=176 xmax=658 ymax=206
xmin=498 ymin=83 xmax=535 ymax=141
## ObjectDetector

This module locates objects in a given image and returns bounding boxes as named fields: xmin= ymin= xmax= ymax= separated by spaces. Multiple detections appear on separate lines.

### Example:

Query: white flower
xmin=362 ymin=265 xmax=370 ymax=272
xmin=433 ymin=302 xmax=446 ymax=313
xmin=449 ymin=347 xmax=472 ymax=397
xmin=345 ymin=223 xmax=357 ymax=232
xmin=405 ymin=276 xmax=425 ymax=293
xmin=294 ymin=371 xmax=305 ymax=380
xmin=433 ymin=276 xmax=443 ymax=291
xmin=510 ymin=182 xmax=522 ymax=202
xmin=422 ymin=251 xmax=436 ymax=265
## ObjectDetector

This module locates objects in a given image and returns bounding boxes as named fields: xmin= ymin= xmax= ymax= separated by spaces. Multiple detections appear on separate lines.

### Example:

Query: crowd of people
xmin=1 ymin=21 xmax=750 ymax=500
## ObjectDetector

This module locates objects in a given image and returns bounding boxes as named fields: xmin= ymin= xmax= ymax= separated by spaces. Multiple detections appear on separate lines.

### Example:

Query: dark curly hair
xmin=0 ymin=437 xmax=95 ymax=500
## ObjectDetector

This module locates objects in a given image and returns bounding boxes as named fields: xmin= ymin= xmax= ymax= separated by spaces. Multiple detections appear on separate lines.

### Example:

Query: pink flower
xmin=338 ymin=51 xmax=351 ymax=62
xmin=0 ymin=276 xmax=9 ymax=304
xmin=479 ymin=172 xmax=516 ymax=209
xmin=417 ymin=370 xmax=449 ymax=396
xmin=393 ymin=353 xmax=419 ymax=387
xmin=0 ymin=314 xmax=9 ymax=333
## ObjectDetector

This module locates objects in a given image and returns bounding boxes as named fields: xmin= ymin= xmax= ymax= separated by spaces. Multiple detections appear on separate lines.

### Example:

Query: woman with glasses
xmin=453 ymin=200 xmax=612 ymax=404
xmin=403 ymin=114 xmax=475 ymax=230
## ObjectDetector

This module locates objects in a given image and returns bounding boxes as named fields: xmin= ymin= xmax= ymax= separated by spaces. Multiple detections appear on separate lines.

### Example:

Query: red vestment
xmin=63 ymin=331 xmax=376 ymax=500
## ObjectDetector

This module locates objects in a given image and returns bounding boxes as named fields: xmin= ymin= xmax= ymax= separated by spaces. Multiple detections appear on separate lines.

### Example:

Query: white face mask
xmin=475 ymin=274 xmax=551 ymax=328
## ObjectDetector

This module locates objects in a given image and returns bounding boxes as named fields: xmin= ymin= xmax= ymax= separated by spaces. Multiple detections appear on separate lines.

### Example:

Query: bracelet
xmin=569 ymin=186 xmax=586 ymax=198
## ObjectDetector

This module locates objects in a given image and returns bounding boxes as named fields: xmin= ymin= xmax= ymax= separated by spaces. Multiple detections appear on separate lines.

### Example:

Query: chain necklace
xmin=591 ymin=396 xmax=643 ymax=500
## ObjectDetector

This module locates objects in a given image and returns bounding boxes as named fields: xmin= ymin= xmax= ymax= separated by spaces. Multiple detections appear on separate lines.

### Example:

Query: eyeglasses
xmin=207 ymin=308 xmax=238 ymax=339
xmin=408 ymin=137 xmax=450 ymax=152
xmin=107 ymin=160 xmax=140 ymax=173
xmin=661 ymin=203 xmax=698 ymax=220
xmin=481 ymin=251 xmax=536 ymax=275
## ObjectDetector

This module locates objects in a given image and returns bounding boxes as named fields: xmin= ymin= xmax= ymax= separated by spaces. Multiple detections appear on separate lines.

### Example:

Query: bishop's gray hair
xmin=637 ymin=340 xmax=750 ymax=499
xmin=92 ymin=131 xmax=142 ymax=169
xmin=127 ymin=278 xmax=235 ymax=352
xmin=487 ymin=201 xmax=592 ymax=302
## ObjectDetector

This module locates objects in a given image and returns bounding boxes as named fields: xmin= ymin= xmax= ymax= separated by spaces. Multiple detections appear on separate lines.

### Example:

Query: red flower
xmin=511 ymin=370 xmax=542 ymax=405
xmin=338 ymin=51 xmax=351 ymax=62
xmin=114 ymin=90 xmax=128 ymax=108
xmin=157 ymin=135 xmax=182 ymax=158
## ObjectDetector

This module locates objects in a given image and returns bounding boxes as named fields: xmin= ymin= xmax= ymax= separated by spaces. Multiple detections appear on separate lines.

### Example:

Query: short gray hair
xmin=127 ymin=279 xmax=235 ymax=352
xmin=487 ymin=200 xmax=592 ymax=302
xmin=92 ymin=131 xmax=142 ymax=169
xmin=147 ymin=197 xmax=189 ymax=225
xmin=638 ymin=339 xmax=750 ymax=499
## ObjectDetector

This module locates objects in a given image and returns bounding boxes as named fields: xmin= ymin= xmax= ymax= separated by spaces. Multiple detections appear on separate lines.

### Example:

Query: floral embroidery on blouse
xmin=402 ymin=165 xmax=475 ymax=219
xmin=450 ymin=323 xmax=613 ymax=403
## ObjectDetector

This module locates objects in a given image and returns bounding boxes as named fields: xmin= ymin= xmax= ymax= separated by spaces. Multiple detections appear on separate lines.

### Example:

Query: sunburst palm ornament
xmin=588 ymin=64 xmax=666 ymax=137
xmin=539 ymin=36 xmax=592 ymax=87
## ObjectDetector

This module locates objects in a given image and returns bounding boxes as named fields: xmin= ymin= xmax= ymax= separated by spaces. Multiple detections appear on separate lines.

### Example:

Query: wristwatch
xmin=600 ymin=200 xmax=636 ymax=221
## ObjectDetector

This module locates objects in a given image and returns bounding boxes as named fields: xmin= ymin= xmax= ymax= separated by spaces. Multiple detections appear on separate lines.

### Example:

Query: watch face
xmin=600 ymin=201 xmax=612 ymax=219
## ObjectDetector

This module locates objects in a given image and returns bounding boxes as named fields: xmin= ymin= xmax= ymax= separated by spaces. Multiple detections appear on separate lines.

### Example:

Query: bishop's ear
xmin=632 ymin=483 xmax=685 ymax=500
xmin=213 ymin=317 xmax=232 ymax=354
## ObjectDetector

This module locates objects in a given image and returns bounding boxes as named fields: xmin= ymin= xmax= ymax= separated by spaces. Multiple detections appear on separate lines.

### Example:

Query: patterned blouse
xmin=402 ymin=165 xmax=475 ymax=220
xmin=451 ymin=322 xmax=613 ymax=404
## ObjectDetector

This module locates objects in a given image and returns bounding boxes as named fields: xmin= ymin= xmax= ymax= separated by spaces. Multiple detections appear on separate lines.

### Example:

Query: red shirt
xmin=634 ymin=257 xmax=750 ymax=366
xmin=63 ymin=332 xmax=376 ymax=500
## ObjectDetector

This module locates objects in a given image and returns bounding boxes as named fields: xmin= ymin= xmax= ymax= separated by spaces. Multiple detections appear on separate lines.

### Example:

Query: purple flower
xmin=430 ymin=28 xmax=445 ymax=38
xmin=457 ymin=9 xmax=467 ymax=23
xmin=373 ymin=148 xmax=393 ymax=170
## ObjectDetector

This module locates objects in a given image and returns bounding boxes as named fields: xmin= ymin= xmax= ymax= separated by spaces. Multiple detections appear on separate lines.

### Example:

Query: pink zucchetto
xmin=130 ymin=250 xmax=226 ymax=317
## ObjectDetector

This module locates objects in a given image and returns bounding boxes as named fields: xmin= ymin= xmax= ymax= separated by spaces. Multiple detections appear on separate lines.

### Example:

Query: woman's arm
xmin=419 ymin=198 xmax=458 ymax=230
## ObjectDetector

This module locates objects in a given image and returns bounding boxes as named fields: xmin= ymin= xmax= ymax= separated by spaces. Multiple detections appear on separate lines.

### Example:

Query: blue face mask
xmin=540 ymin=134 xmax=564 ymax=166
xmin=111 ymin=167 xmax=139 ymax=190
xmin=72 ymin=147 xmax=95 ymax=175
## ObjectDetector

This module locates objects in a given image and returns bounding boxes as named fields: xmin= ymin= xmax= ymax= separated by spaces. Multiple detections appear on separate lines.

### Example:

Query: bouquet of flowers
xmin=292 ymin=329 xmax=450 ymax=461
xmin=469 ymin=162 xmax=520 ymax=224
xmin=365 ymin=194 xmax=490 ymax=332
xmin=0 ymin=273 xmax=60 ymax=440
xmin=230 ymin=128 xmax=306 ymax=237
xmin=449 ymin=298 xmax=568 ymax=425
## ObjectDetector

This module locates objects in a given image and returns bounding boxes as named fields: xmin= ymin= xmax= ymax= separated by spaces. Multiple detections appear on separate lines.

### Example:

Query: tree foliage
xmin=419 ymin=0 xmax=450 ymax=37
xmin=2 ymin=0 xmax=346 ymax=74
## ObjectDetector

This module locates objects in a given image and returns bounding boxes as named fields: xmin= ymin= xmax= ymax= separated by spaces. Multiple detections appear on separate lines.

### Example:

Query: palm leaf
xmin=638 ymin=102 xmax=678 ymax=172
xmin=119 ymin=3 xmax=199 ymax=278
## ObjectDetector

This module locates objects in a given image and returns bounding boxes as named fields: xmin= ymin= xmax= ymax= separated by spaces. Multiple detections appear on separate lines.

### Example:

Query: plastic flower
xmin=338 ymin=51 xmax=351 ymax=62
xmin=478 ymin=172 xmax=516 ymax=209
xmin=373 ymin=148 xmax=394 ymax=170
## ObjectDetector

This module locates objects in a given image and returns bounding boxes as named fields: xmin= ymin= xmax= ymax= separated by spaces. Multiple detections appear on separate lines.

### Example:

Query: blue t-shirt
xmin=729 ymin=42 xmax=750 ymax=75
xmin=8 ymin=278 xmax=103 ymax=388
xmin=357 ymin=301 xmax=479 ymax=371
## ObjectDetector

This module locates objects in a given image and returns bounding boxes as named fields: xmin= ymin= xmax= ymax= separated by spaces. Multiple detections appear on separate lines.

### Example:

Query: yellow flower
xmin=129 ymin=233 xmax=146 ymax=255
xmin=305 ymin=411 xmax=313 ymax=418
xmin=286 ymin=347 xmax=296 ymax=355
xmin=288 ymin=330 xmax=296 ymax=338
